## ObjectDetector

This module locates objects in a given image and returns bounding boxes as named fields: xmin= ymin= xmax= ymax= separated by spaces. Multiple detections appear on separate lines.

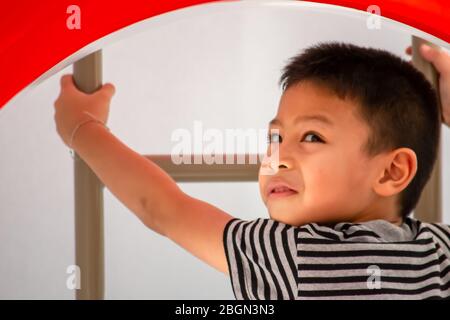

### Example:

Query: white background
xmin=0 ymin=1 xmax=449 ymax=299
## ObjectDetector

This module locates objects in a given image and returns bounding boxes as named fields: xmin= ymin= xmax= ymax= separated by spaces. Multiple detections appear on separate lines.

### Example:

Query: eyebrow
xmin=269 ymin=114 xmax=334 ymax=127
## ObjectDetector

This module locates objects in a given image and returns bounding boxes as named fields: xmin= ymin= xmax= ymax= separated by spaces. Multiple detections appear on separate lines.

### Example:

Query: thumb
xmin=420 ymin=44 xmax=450 ymax=74
xmin=97 ymin=83 xmax=116 ymax=99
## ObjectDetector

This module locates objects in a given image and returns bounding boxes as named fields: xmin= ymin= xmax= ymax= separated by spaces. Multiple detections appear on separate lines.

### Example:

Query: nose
xmin=278 ymin=163 xmax=288 ymax=169
xmin=268 ymin=142 xmax=295 ymax=170
xmin=277 ymin=155 xmax=294 ymax=170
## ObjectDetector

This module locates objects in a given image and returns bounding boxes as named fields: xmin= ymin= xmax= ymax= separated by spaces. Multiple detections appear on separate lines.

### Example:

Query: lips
xmin=266 ymin=179 xmax=298 ymax=199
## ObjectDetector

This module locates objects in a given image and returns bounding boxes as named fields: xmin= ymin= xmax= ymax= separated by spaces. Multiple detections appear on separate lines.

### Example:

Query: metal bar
xmin=72 ymin=51 xmax=104 ymax=300
xmin=145 ymin=154 xmax=263 ymax=182
xmin=412 ymin=36 xmax=442 ymax=223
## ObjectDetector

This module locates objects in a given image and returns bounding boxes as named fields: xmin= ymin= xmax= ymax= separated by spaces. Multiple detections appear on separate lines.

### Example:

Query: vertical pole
xmin=72 ymin=51 xmax=105 ymax=299
xmin=412 ymin=36 xmax=442 ymax=223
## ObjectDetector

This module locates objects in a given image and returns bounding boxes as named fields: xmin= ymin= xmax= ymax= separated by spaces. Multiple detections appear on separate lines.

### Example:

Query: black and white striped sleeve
xmin=223 ymin=218 xmax=298 ymax=300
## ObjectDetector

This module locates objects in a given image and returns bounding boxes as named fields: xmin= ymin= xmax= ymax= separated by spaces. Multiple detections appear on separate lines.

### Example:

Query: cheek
xmin=303 ymin=156 xmax=354 ymax=201
xmin=346 ymin=152 xmax=374 ymax=190
xmin=258 ymin=174 xmax=268 ymax=202
xmin=306 ymin=157 xmax=343 ymax=185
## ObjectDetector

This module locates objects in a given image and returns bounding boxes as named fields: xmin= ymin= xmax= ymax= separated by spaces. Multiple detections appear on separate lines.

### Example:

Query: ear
xmin=372 ymin=148 xmax=418 ymax=197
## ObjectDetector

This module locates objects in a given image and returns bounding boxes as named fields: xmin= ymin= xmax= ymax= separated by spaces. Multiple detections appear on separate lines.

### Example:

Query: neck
xmin=353 ymin=213 xmax=403 ymax=226
xmin=355 ymin=196 xmax=403 ymax=226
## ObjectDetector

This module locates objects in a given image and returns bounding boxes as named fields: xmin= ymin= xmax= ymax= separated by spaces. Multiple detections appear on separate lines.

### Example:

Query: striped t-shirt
xmin=223 ymin=217 xmax=450 ymax=299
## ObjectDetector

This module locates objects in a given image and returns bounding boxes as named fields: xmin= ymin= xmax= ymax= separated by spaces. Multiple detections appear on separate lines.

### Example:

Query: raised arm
xmin=53 ymin=74 xmax=234 ymax=274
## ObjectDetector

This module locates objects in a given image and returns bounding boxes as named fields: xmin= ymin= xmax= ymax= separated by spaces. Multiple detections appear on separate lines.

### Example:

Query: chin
xmin=268 ymin=210 xmax=300 ymax=226
xmin=268 ymin=205 xmax=319 ymax=226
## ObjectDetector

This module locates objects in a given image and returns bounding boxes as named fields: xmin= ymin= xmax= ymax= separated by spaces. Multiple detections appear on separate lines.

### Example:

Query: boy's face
xmin=259 ymin=81 xmax=382 ymax=226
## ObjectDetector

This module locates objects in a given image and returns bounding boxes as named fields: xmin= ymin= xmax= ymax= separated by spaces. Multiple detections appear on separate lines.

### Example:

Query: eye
xmin=267 ymin=132 xmax=282 ymax=144
xmin=302 ymin=132 xmax=324 ymax=143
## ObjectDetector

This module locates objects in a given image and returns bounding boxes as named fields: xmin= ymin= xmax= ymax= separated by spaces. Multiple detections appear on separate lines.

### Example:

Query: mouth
xmin=267 ymin=185 xmax=298 ymax=200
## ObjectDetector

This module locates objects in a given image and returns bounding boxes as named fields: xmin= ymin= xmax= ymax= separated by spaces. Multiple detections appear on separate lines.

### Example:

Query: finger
xmin=419 ymin=44 xmax=434 ymax=61
xmin=99 ymin=83 xmax=116 ymax=98
xmin=60 ymin=74 xmax=74 ymax=90
xmin=419 ymin=44 xmax=450 ymax=73
xmin=405 ymin=46 xmax=412 ymax=55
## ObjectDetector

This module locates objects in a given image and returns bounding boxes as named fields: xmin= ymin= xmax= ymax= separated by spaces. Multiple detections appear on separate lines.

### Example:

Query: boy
xmin=54 ymin=42 xmax=450 ymax=299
